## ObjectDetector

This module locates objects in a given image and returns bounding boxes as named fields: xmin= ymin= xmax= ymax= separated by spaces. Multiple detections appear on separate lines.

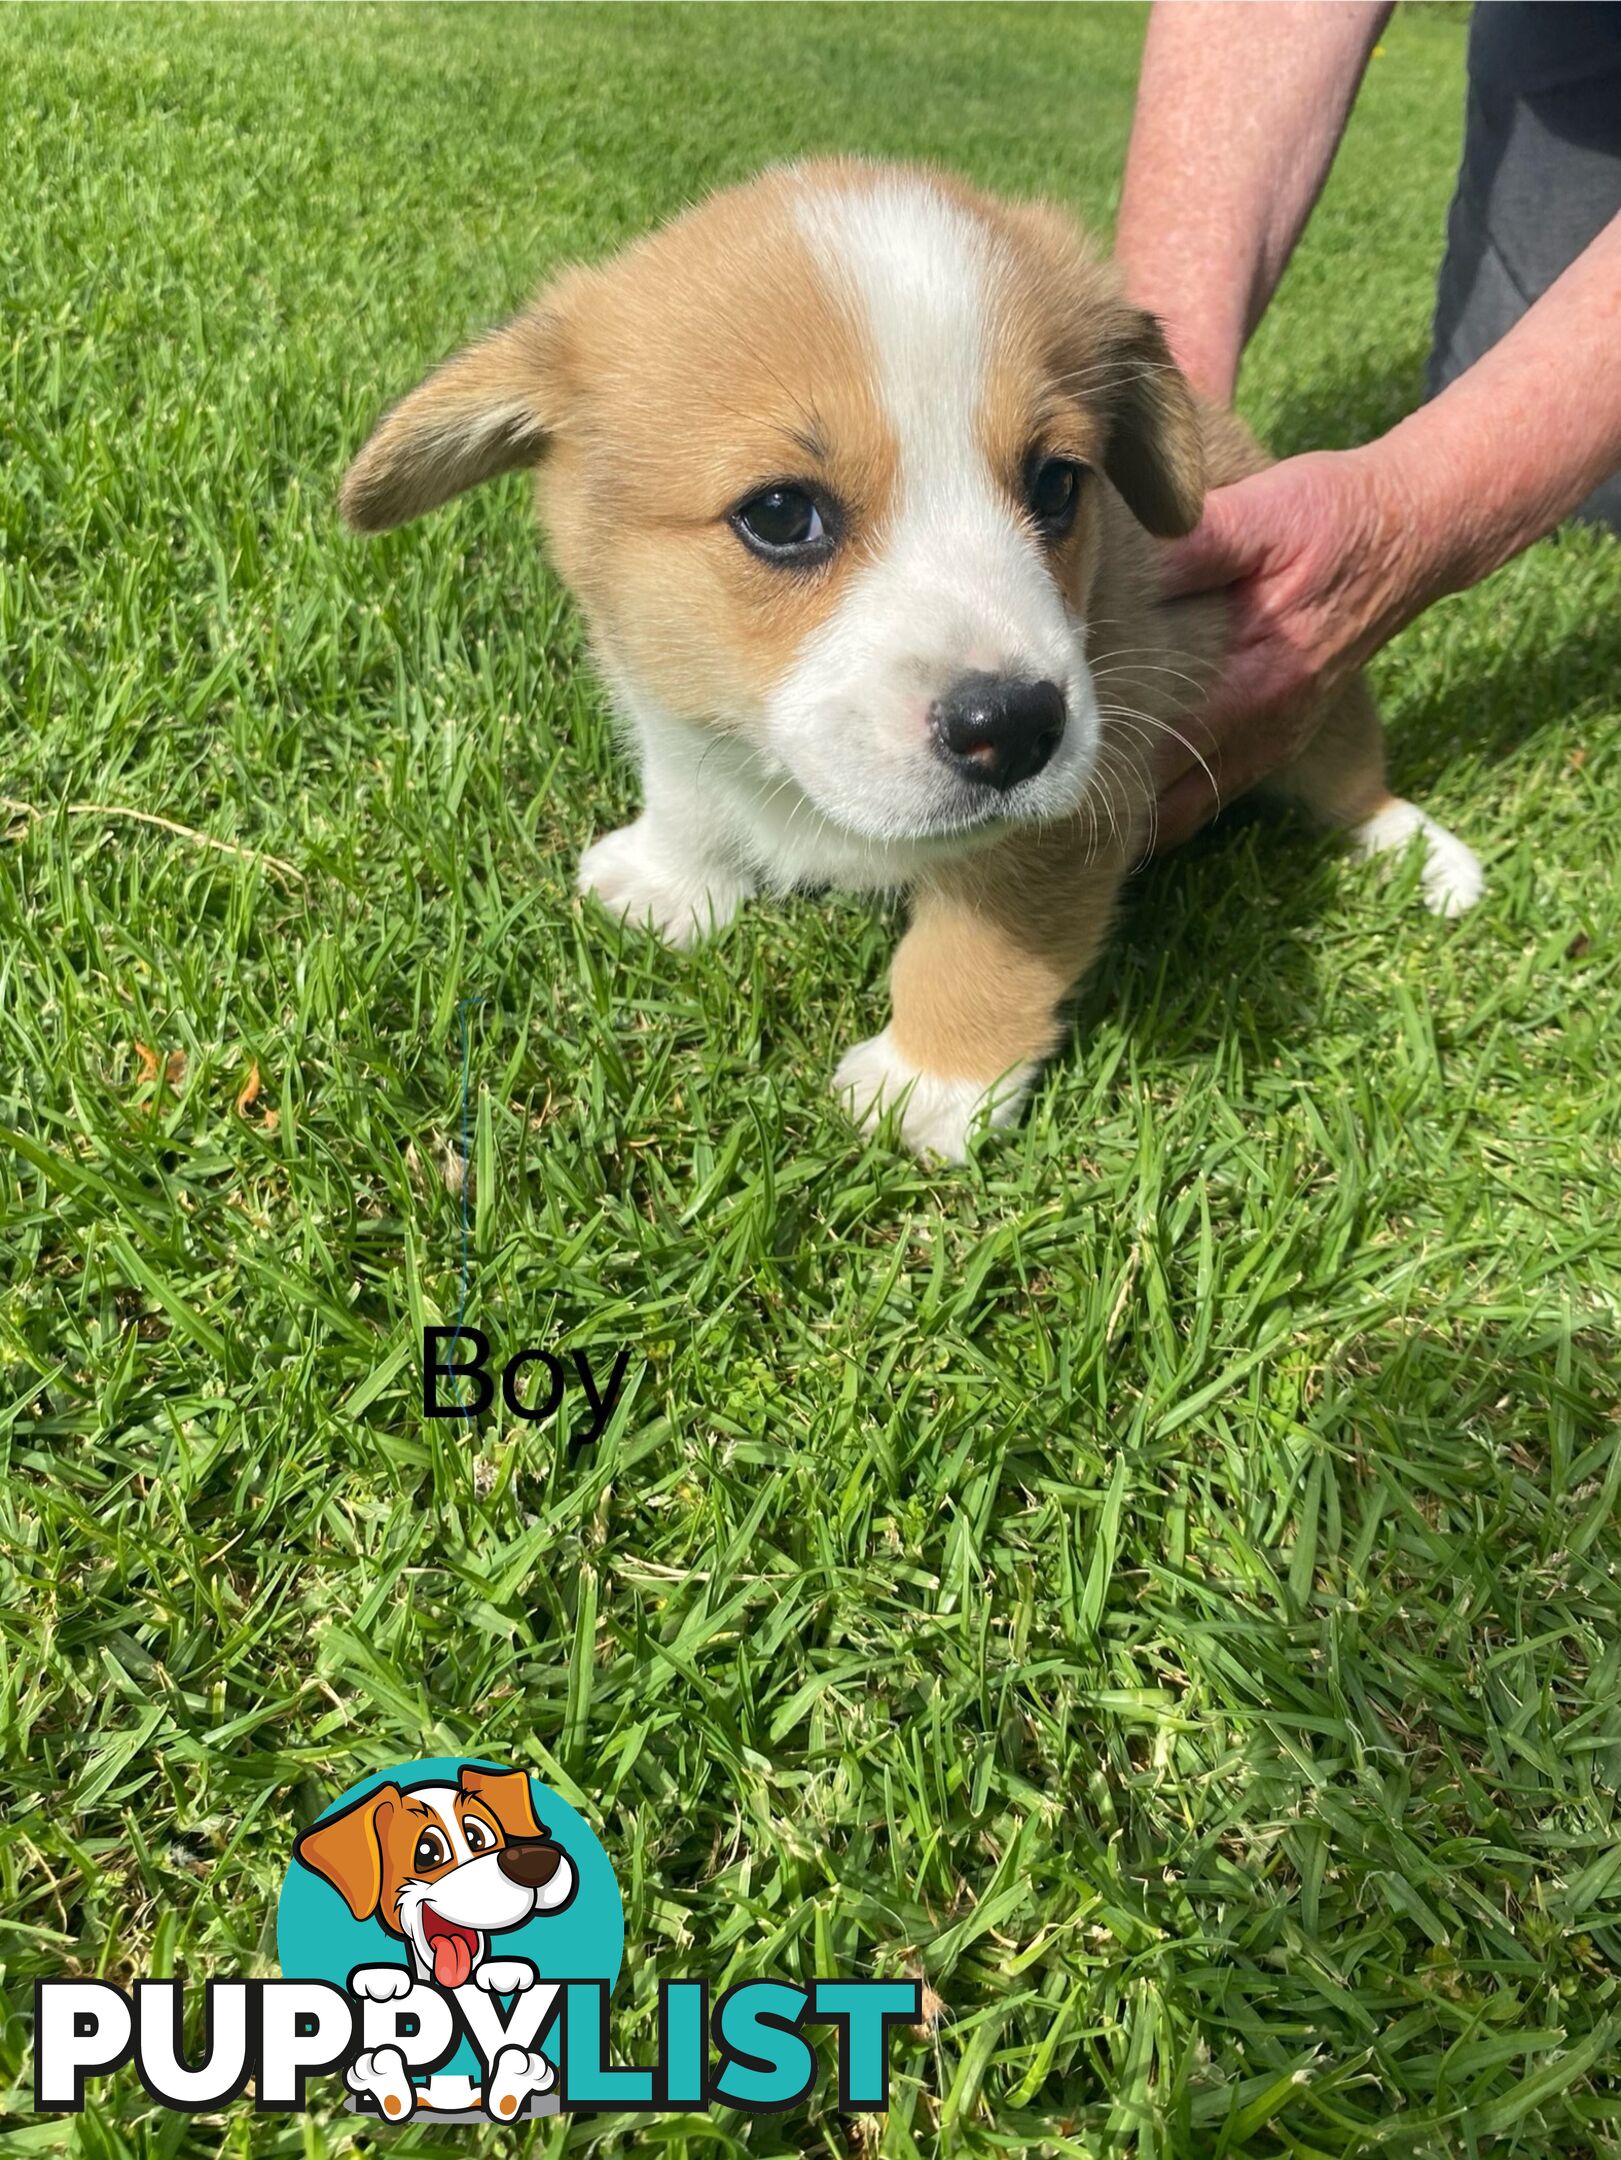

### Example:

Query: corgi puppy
xmin=342 ymin=160 xmax=1482 ymax=1159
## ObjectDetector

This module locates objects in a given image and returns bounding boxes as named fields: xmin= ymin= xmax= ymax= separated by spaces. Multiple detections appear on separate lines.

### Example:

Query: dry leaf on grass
xmin=132 ymin=1043 xmax=186 ymax=1107
xmin=234 ymin=1059 xmax=280 ymax=1131
xmin=406 ymin=1133 xmax=469 ymax=1200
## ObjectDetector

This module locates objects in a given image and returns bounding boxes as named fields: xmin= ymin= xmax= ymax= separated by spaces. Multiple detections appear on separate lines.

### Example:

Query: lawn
xmin=4 ymin=3 xmax=1621 ymax=2154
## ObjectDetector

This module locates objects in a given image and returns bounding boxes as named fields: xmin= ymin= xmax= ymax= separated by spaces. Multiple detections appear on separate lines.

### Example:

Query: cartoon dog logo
xmin=293 ymin=1763 xmax=575 ymax=2120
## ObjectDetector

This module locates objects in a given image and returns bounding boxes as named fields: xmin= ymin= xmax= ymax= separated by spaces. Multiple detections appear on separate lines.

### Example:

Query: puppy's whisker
xmin=1097 ymin=722 xmax=1161 ymax=860
xmin=1098 ymin=702 xmax=1222 ymax=814
xmin=1091 ymin=657 xmax=1217 ymax=698
xmin=1097 ymin=734 xmax=1158 ymax=851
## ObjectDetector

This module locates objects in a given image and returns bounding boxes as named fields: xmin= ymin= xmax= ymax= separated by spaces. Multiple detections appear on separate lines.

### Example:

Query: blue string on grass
xmin=442 ymin=994 xmax=488 ymax=1418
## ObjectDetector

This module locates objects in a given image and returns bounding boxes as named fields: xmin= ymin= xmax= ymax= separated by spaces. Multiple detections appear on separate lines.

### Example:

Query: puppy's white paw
xmin=485 ymin=2044 xmax=555 ymax=2121
xmin=578 ymin=819 xmax=753 ymax=948
xmin=835 ymin=1026 xmax=1037 ymax=1162
xmin=348 ymin=2045 xmax=416 ymax=2120
xmin=1350 ymin=799 xmax=1484 ymax=918
xmin=350 ymin=1964 xmax=413 ymax=2002
xmin=474 ymin=1957 xmax=536 ymax=1995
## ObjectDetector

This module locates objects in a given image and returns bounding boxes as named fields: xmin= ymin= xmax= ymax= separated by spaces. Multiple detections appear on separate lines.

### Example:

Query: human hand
xmin=1151 ymin=444 xmax=1436 ymax=851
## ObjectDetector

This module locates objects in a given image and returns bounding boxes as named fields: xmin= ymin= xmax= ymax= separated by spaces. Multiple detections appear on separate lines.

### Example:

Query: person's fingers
xmin=1157 ymin=481 xmax=1269 ymax=600
xmin=1147 ymin=625 xmax=1275 ymax=788
xmin=1151 ymin=764 xmax=1223 ymax=855
xmin=1147 ymin=647 xmax=1297 ymax=850
xmin=1150 ymin=716 xmax=1217 ymax=789
xmin=1148 ymin=714 xmax=1229 ymax=841
xmin=1151 ymin=697 xmax=1304 ymax=853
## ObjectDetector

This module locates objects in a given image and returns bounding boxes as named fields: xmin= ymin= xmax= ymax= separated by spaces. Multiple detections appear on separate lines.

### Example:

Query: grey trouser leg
xmin=1428 ymin=1 xmax=1621 ymax=531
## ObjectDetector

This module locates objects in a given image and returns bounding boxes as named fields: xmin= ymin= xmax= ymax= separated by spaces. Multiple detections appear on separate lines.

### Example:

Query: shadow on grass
xmin=1078 ymin=811 xmax=1344 ymax=1070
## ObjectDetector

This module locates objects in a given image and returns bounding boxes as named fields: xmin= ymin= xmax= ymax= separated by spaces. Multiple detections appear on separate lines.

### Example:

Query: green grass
xmin=4 ymin=4 xmax=1621 ymax=2154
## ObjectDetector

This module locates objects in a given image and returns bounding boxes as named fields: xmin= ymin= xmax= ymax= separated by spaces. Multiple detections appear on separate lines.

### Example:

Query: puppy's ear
xmin=293 ymin=1783 xmax=399 ymax=1920
xmin=1100 ymin=309 xmax=1205 ymax=538
xmin=994 ymin=195 xmax=1206 ymax=540
xmin=340 ymin=271 xmax=590 ymax=534
xmin=459 ymin=1764 xmax=545 ymax=1841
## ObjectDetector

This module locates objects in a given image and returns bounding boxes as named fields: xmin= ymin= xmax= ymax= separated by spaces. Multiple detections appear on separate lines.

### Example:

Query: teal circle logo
xmin=276 ymin=1758 xmax=621 ymax=2118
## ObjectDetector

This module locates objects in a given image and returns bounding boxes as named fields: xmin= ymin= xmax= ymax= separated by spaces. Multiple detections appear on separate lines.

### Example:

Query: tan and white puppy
xmin=343 ymin=160 xmax=1482 ymax=1159
xmin=295 ymin=1765 xmax=574 ymax=2119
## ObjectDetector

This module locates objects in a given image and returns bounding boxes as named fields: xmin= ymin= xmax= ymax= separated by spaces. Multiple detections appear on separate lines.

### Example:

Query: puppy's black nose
xmin=929 ymin=674 xmax=1066 ymax=793
xmin=497 ymin=1838 xmax=565 ymax=1889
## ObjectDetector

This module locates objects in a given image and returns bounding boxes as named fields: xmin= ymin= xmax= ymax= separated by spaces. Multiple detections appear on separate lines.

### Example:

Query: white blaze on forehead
xmin=784 ymin=168 xmax=1083 ymax=676
xmin=790 ymin=171 xmax=996 ymax=522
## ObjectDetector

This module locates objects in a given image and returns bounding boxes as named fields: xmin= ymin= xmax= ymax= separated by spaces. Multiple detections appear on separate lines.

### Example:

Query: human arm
xmin=1150 ymin=208 xmax=1621 ymax=850
xmin=1116 ymin=0 xmax=1393 ymax=402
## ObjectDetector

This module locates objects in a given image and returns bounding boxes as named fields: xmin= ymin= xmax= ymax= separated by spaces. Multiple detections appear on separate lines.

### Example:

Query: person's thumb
xmin=1157 ymin=478 xmax=1266 ymax=601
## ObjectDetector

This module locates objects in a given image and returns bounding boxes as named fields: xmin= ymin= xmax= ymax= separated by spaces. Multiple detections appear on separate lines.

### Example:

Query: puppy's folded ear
xmin=1100 ymin=310 xmax=1205 ymax=539
xmin=994 ymin=196 xmax=1206 ymax=540
xmin=340 ymin=271 xmax=589 ymax=534
xmin=293 ymin=1782 xmax=399 ymax=1920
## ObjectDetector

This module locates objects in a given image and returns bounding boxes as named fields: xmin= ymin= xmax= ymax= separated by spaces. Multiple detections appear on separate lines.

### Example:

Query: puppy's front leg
xmin=578 ymin=748 xmax=755 ymax=950
xmin=837 ymin=835 xmax=1125 ymax=1161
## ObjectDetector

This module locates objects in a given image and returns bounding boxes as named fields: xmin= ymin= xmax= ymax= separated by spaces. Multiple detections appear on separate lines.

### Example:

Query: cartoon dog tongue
xmin=426 ymin=1916 xmax=476 ymax=1989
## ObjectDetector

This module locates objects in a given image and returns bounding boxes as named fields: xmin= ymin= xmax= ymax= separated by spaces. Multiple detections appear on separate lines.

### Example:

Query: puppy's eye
xmin=413 ymin=1829 xmax=450 ymax=1871
xmin=1026 ymin=457 xmax=1085 ymax=539
xmin=731 ymin=484 xmax=832 ymax=564
xmin=464 ymin=1818 xmax=493 ymax=1853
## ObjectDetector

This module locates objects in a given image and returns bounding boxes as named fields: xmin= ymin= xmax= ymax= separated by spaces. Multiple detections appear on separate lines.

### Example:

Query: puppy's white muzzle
xmin=764 ymin=511 xmax=1099 ymax=847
